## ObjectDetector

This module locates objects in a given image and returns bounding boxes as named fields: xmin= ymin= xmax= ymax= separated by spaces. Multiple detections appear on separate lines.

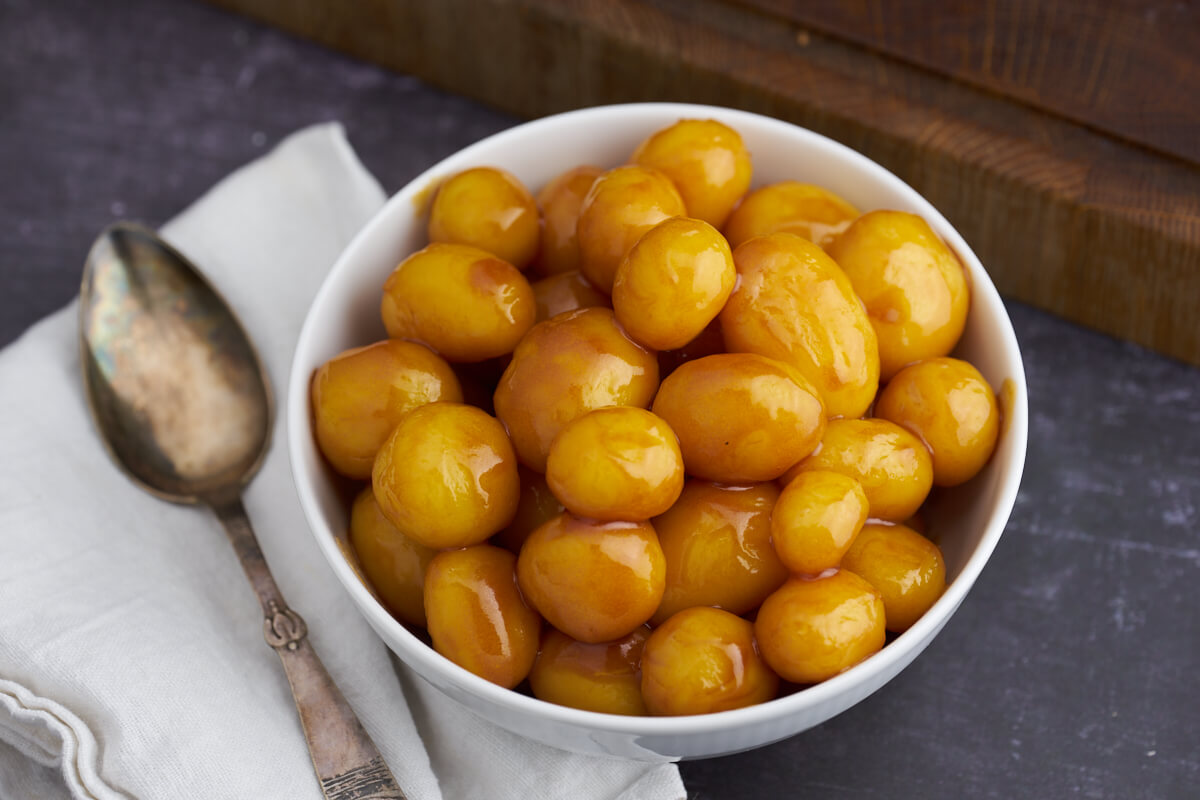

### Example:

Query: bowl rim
xmin=287 ymin=101 xmax=1029 ymax=737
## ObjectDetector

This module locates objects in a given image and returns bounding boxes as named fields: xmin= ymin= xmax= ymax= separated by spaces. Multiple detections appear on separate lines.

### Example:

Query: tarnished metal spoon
xmin=79 ymin=222 xmax=406 ymax=800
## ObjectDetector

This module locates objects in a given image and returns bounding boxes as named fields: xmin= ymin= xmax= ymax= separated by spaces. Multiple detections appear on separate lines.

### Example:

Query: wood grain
xmin=202 ymin=0 xmax=1200 ymax=366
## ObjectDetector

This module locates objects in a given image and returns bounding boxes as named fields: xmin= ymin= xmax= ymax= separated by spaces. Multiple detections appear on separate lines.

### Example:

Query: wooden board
xmin=203 ymin=0 xmax=1200 ymax=366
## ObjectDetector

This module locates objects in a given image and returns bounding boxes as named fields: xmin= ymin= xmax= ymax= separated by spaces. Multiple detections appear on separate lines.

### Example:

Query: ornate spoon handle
xmin=211 ymin=497 xmax=407 ymax=800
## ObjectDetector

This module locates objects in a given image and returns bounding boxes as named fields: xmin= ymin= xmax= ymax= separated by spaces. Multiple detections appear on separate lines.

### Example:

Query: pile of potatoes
xmin=311 ymin=118 xmax=1000 ymax=716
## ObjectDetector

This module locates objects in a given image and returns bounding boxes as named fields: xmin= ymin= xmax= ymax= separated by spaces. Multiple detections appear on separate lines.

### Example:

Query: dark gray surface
xmin=2 ymin=0 xmax=1197 ymax=798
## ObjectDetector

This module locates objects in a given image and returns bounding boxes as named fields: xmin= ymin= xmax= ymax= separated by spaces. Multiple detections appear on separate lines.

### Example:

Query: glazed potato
xmin=516 ymin=513 xmax=665 ymax=643
xmin=493 ymin=307 xmax=659 ymax=473
xmin=531 ymin=270 xmax=609 ymax=322
xmin=311 ymin=339 xmax=462 ymax=479
xmin=631 ymin=119 xmax=752 ymax=229
xmin=612 ymin=216 xmax=736 ymax=351
xmin=534 ymin=165 xmax=603 ymax=276
xmin=348 ymin=486 xmax=435 ymax=628
xmin=492 ymin=466 xmax=563 ymax=554
xmin=381 ymin=242 xmax=535 ymax=363
xmin=424 ymin=545 xmax=541 ymax=688
xmin=428 ymin=166 xmax=540 ymax=269
xmin=842 ymin=523 xmax=945 ymax=633
xmin=641 ymin=607 xmax=778 ymax=716
xmin=771 ymin=470 xmax=869 ymax=576
xmin=529 ymin=627 xmax=650 ymax=716
xmin=875 ymin=357 xmax=1000 ymax=487
xmin=545 ymin=407 xmax=684 ymax=521
xmin=651 ymin=352 xmax=825 ymax=483
xmin=651 ymin=480 xmax=788 ymax=625
xmin=720 ymin=233 xmax=880 ymax=419
xmin=723 ymin=181 xmax=859 ymax=250
xmin=786 ymin=418 xmax=933 ymax=522
xmin=576 ymin=165 xmax=686 ymax=293
xmin=825 ymin=211 xmax=969 ymax=380
xmin=372 ymin=402 xmax=520 ymax=548
xmin=755 ymin=570 xmax=886 ymax=684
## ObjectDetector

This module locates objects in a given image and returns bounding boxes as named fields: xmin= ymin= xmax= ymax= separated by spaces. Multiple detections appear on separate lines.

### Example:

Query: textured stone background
xmin=2 ymin=0 xmax=1197 ymax=797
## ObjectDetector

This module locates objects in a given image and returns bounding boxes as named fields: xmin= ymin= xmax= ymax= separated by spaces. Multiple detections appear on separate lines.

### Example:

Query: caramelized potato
xmin=493 ymin=466 xmax=563 ymax=554
xmin=534 ymin=165 xmax=603 ymax=276
xmin=493 ymin=308 xmax=659 ymax=472
xmin=424 ymin=545 xmax=540 ymax=688
xmin=428 ymin=166 xmax=540 ymax=269
xmin=545 ymin=407 xmax=684 ymax=521
xmin=651 ymin=353 xmax=825 ymax=483
xmin=516 ymin=513 xmax=665 ymax=643
xmin=875 ymin=357 xmax=1000 ymax=487
xmin=652 ymin=480 xmax=787 ymax=625
xmin=642 ymin=607 xmax=778 ymax=715
xmin=381 ymin=243 xmax=535 ymax=363
xmin=612 ymin=216 xmax=736 ymax=351
xmin=576 ymin=165 xmax=686 ymax=293
xmin=531 ymin=270 xmax=609 ymax=322
xmin=311 ymin=339 xmax=462 ymax=479
xmin=785 ymin=418 xmax=933 ymax=522
xmin=372 ymin=402 xmax=520 ymax=548
xmin=720 ymin=233 xmax=880 ymax=419
xmin=724 ymin=181 xmax=859 ymax=250
xmin=349 ymin=486 xmax=435 ymax=628
xmin=529 ymin=627 xmax=649 ymax=716
xmin=755 ymin=570 xmax=885 ymax=684
xmin=842 ymin=523 xmax=945 ymax=633
xmin=825 ymin=211 xmax=969 ymax=380
xmin=771 ymin=470 xmax=869 ymax=575
xmin=631 ymin=119 xmax=752 ymax=229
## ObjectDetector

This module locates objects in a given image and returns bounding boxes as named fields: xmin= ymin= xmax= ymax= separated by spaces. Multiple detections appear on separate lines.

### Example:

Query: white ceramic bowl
xmin=287 ymin=103 xmax=1028 ymax=761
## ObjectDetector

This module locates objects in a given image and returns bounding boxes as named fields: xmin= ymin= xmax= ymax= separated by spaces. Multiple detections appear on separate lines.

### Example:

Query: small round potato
xmin=311 ymin=339 xmax=462 ymax=479
xmin=348 ymin=486 xmax=435 ymax=628
xmin=516 ymin=513 xmax=665 ymax=643
xmin=651 ymin=480 xmax=787 ymax=625
xmin=723 ymin=181 xmax=859 ymax=250
xmin=642 ymin=607 xmax=778 ymax=716
xmin=755 ymin=570 xmax=885 ymax=684
xmin=576 ymin=165 xmax=686 ymax=293
xmin=534 ymin=165 xmax=603 ymax=276
xmin=372 ymin=402 xmax=520 ymax=548
xmin=529 ymin=627 xmax=649 ymax=716
xmin=720 ymin=233 xmax=880 ymax=419
xmin=785 ymin=418 xmax=934 ymax=522
xmin=630 ymin=118 xmax=752 ymax=229
xmin=545 ymin=407 xmax=684 ymax=522
xmin=875 ymin=357 xmax=1000 ymax=487
xmin=771 ymin=470 xmax=869 ymax=575
xmin=531 ymin=270 xmax=609 ymax=322
xmin=428 ymin=166 xmax=540 ymax=269
xmin=825 ymin=210 xmax=969 ymax=380
xmin=612 ymin=216 xmax=736 ymax=351
xmin=842 ymin=522 xmax=945 ymax=633
xmin=651 ymin=352 xmax=825 ymax=483
xmin=381 ymin=242 xmax=535 ymax=363
xmin=493 ymin=307 xmax=659 ymax=473
xmin=424 ymin=545 xmax=540 ymax=688
xmin=492 ymin=466 xmax=563 ymax=554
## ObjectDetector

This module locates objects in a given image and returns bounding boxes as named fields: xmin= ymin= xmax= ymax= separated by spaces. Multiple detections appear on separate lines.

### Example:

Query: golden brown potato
xmin=720 ymin=233 xmax=880 ymax=419
xmin=428 ymin=166 xmax=540 ymax=269
xmin=825 ymin=211 xmax=969 ymax=380
xmin=348 ymin=486 xmax=435 ymax=628
xmin=529 ymin=627 xmax=649 ymax=716
xmin=493 ymin=308 xmax=659 ymax=473
xmin=612 ymin=216 xmax=736 ymax=351
xmin=531 ymin=270 xmax=609 ymax=322
xmin=875 ymin=357 xmax=999 ymax=487
xmin=534 ymin=165 xmax=603 ymax=276
xmin=311 ymin=339 xmax=461 ymax=479
xmin=381 ymin=243 xmax=535 ymax=363
xmin=424 ymin=545 xmax=540 ymax=688
xmin=723 ymin=181 xmax=858 ymax=250
xmin=492 ymin=466 xmax=563 ymax=554
xmin=771 ymin=470 xmax=869 ymax=576
xmin=651 ymin=352 xmax=825 ymax=483
xmin=841 ymin=523 xmax=945 ymax=633
xmin=516 ymin=513 xmax=665 ymax=643
xmin=372 ymin=402 xmax=520 ymax=548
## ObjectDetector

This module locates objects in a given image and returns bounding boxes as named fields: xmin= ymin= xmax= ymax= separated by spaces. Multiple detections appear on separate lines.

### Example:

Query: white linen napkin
xmin=0 ymin=123 xmax=685 ymax=800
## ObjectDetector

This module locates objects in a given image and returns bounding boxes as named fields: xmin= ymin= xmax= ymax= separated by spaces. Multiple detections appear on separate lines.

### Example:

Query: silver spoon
xmin=78 ymin=222 xmax=406 ymax=800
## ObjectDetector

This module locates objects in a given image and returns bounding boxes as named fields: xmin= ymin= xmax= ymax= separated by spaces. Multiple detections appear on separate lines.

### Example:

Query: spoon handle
xmin=211 ymin=497 xmax=407 ymax=800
